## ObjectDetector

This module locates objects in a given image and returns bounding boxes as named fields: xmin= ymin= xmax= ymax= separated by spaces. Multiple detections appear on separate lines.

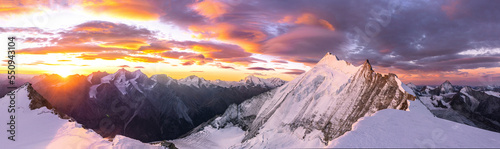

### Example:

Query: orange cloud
xmin=279 ymin=15 xmax=294 ymax=23
xmin=219 ymin=57 xmax=266 ymax=66
xmin=189 ymin=23 xmax=266 ymax=53
xmin=98 ymin=40 xmax=148 ymax=50
xmin=294 ymin=13 xmax=335 ymax=30
xmin=18 ymin=45 xmax=131 ymax=54
xmin=23 ymin=60 xmax=61 ymax=66
xmin=0 ymin=0 xmax=51 ymax=17
xmin=81 ymin=0 xmax=162 ymax=21
xmin=55 ymin=21 xmax=155 ymax=46
xmin=124 ymin=55 xmax=164 ymax=63
xmin=77 ymin=52 xmax=164 ymax=63
xmin=191 ymin=0 xmax=229 ymax=19
xmin=441 ymin=0 xmax=462 ymax=19
xmin=77 ymin=53 xmax=129 ymax=60
xmin=139 ymin=41 xmax=172 ymax=53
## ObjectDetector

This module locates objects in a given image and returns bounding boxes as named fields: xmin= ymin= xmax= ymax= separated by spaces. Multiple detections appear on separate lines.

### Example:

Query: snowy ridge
xmin=396 ymin=76 xmax=416 ymax=96
xmin=88 ymin=69 xmax=284 ymax=98
xmin=178 ymin=75 xmax=213 ymax=88
xmin=438 ymin=80 xmax=455 ymax=94
xmin=89 ymin=69 xmax=285 ymax=96
xmin=178 ymin=75 xmax=286 ymax=88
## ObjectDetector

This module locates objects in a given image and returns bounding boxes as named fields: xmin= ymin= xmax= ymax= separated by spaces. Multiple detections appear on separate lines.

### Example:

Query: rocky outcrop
xmin=26 ymin=83 xmax=70 ymax=119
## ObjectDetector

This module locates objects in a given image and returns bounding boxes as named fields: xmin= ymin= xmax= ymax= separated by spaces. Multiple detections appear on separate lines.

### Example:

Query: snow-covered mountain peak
xmin=317 ymin=52 xmax=341 ymax=64
xmin=236 ymin=54 xmax=414 ymax=144
xmin=132 ymin=69 xmax=145 ymax=76
xmin=178 ymin=75 xmax=211 ymax=88
xmin=460 ymin=86 xmax=474 ymax=93
xmin=173 ymin=54 xmax=416 ymax=148
xmin=114 ymin=68 xmax=129 ymax=75
xmin=406 ymin=82 xmax=417 ymax=89
xmin=180 ymin=75 xmax=206 ymax=82
xmin=439 ymin=80 xmax=454 ymax=94
xmin=444 ymin=80 xmax=452 ymax=84
xmin=316 ymin=52 xmax=359 ymax=75
xmin=151 ymin=74 xmax=172 ymax=81
xmin=242 ymin=75 xmax=261 ymax=84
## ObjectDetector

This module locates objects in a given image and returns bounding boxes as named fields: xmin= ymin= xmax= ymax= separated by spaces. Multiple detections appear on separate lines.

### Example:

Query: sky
xmin=0 ymin=0 xmax=499 ymax=86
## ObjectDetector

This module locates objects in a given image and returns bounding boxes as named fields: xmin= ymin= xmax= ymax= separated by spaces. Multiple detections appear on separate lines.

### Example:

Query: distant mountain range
xmin=25 ymin=70 xmax=285 ymax=142
xmin=2 ymin=53 xmax=500 ymax=148
xmin=407 ymin=81 xmax=500 ymax=133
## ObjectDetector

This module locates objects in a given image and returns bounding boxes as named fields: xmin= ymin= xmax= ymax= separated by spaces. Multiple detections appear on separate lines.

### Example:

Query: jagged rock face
xmin=423 ymin=80 xmax=458 ymax=96
xmin=416 ymin=83 xmax=500 ymax=133
xmin=27 ymin=83 xmax=53 ymax=110
xmin=29 ymin=70 xmax=285 ymax=142
xmin=448 ymin=87 xmax=500 ymax=132
xmin=439 ymin=80 xmax=454 ymax=94
xmin=226 ymin=53 xmax=416 ymax=144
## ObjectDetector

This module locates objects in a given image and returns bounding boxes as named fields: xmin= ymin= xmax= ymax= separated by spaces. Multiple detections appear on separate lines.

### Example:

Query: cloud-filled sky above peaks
xmin=0 ymin=0 xmax=499 ymax=85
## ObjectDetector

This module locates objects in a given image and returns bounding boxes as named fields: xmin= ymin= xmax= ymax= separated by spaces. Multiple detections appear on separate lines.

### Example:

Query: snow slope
xmin=485 ymin=91 xmax=500 ymax=98
xmin=330 ymin=99 xmax=500 ymax=148
xmin=0 ymin=84 xmax=161 ymax=148
xmin=170 ymin=94 xmax=500 ymax=148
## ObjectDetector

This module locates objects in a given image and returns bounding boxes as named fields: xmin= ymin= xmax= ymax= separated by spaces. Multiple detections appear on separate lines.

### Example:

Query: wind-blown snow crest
xmin=396 ymin=76 xmax=416 ymax=96
xmin=330 ymin=99 xmax=500 ymax=148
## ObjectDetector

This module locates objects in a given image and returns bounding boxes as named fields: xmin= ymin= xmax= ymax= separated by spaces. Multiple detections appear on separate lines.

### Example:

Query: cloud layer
xmin=4 ymin=0 xmax=500 ymax=84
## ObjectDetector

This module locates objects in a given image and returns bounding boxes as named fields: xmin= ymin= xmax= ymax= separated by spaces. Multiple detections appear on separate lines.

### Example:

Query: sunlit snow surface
xmin=485 ymin=91 xmax=500 ymax=98
xmin=170 ymin=98 xmax=500 ymax=148
xmin=331 ymin=99 xmax=500 ymax=148
xmin=0 ymin=85 xmax=161 ymax=148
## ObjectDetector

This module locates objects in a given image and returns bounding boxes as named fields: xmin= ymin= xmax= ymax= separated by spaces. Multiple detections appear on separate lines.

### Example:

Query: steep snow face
xmin=485 ymin=91 xmax=500 ymax=98
xmin=396 ymin=77 xmax=415 ymax=96
xmin=439 ymin=80 xmax=454 ymax=94
xmin=0 ymin=84 xmax=159 ymax=148
xmin=174 ymin=53 xmax=415 ymax=148
xmin=240 ymin=53 xmax=414 ymax=145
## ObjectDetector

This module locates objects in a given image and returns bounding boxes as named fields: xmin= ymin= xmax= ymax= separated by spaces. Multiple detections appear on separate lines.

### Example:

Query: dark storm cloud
xmin=338 ymin=0 xmax=500 ymax=71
